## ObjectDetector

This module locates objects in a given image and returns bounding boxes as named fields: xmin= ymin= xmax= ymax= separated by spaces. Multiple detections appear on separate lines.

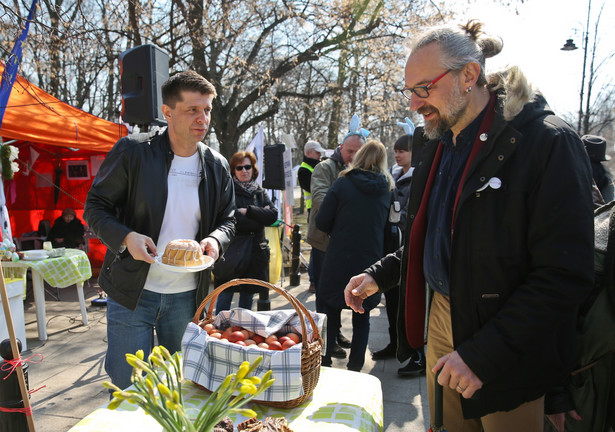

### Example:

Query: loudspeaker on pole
xmin=262 ymin=144 xmax=286 ymax=190
xmin=119 ymin=44 xmax=169 ymax=125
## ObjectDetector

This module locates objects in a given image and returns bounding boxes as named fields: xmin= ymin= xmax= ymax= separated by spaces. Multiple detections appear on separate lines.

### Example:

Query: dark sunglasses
xmin=235 ymin=164 xmax=253 ymax=171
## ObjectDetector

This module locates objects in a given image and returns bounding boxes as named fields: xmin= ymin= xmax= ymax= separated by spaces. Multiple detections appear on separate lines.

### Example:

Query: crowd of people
xmin=78 ymin=18 xmax=614 ymax=432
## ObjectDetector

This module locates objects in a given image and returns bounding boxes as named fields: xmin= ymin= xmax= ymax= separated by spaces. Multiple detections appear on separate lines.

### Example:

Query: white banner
xmin=246 ymin=124 xmax=264 ymax=186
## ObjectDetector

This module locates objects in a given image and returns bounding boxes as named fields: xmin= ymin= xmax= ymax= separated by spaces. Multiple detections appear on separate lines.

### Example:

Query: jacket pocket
xmin=476 ymin=293 xmax=502 ymax=326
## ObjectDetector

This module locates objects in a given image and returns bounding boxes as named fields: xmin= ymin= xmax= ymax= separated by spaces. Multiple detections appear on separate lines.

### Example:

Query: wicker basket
xmin=192 ymin=278 xmax=323 ymax=408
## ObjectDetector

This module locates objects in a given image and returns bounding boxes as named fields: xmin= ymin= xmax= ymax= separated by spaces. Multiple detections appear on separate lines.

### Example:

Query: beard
xmin=420 ymin=83 xmax=468 ymax=140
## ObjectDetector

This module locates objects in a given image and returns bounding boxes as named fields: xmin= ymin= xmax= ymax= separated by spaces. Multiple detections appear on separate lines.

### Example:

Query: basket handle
xmin=193 ymin=278 xmax=321 ymax=347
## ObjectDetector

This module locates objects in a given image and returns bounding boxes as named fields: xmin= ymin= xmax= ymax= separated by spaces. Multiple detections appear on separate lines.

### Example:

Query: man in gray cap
xmin=583 ymin=134 xmax=614 ymax=203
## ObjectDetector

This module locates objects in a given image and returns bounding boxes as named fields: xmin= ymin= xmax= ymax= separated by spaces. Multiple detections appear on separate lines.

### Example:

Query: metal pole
xmin=289 ymin=224 xmax=301 ymax=286
xmin=577 ymin=0 xmax=592 ymax=134
xmin=256 ymin=289 xmax=270 ymax=311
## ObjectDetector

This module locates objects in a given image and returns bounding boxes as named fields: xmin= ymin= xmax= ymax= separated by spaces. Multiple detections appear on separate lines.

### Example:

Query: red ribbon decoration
xmin=0 ymin=405 xmax=33 ymax=415
xmin=1 ymin=353 xmax=43 ymax=379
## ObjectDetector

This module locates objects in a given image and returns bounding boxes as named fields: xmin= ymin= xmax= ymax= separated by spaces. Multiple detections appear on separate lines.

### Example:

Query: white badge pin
xmin=476 ymin=177 xmax=502 ymax=192
xmin=480 ymin=133 xmax=488 ymax=142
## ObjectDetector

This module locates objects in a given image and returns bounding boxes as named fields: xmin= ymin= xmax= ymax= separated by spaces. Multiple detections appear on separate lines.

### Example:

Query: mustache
xmin=417 ymin=105 xmax=438 ymax=117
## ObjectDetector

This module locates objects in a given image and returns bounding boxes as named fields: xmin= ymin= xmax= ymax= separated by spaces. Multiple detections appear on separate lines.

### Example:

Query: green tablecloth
xmin=6 ymin=249 xmax=92 ymax=288
xmin=69 ymin=366 xmax=384 ymax=432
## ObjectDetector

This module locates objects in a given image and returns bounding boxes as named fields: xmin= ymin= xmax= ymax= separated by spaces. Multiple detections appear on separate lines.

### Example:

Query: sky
xmin=452 ymin=0 xmax=615 ymax=120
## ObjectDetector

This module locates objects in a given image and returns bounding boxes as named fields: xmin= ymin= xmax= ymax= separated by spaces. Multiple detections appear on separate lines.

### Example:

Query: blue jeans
xmin=215 ymin=290 xmax=254 ymax=314
xmin=105 ymin=289 xmax=196 ymax=390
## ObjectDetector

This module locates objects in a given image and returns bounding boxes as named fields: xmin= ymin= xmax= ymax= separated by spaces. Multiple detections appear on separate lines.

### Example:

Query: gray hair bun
xmin=460 ymin=19 xmax=503 ymax=59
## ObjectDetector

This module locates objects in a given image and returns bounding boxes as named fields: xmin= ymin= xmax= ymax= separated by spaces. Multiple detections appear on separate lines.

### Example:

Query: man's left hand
xmin=200 ymin=237 xmax=220 ymax=261
xmin=433 ymin=351 xmax=483 ymax=398
xmin=547 ymin=410 xmax=582 ymax=432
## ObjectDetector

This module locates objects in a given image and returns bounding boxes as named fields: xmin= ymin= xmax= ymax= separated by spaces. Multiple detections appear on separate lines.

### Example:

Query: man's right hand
xmin=124 ymin=232 xmax=157 ymax=263
xmin=344 ymin=273 xmax=379 ymax=313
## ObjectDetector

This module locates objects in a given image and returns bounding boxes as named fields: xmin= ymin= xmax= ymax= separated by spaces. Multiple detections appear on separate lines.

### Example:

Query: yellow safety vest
xmin=299 ymin=161 xmax=315 ymax=209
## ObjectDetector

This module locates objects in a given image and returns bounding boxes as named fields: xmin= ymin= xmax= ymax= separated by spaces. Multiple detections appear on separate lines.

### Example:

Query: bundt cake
xmin=161 ymin=239 xmax=206 ymax=267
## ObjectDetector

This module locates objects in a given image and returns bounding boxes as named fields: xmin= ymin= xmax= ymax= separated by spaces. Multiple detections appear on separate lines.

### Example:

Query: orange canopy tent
xmin=0 ymin=62 xmax=128 ymax=267
xmin=0 ymin=62 xmax=127 ymax=151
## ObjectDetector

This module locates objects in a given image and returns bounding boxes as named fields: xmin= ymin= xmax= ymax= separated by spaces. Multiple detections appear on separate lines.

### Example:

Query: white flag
xmin=246 ymin=124 xmax=264 ymax=186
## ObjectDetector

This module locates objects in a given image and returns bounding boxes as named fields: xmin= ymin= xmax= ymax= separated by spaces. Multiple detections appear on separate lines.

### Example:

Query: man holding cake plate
xmin=84 ymin=71 xmax=236 ymax=390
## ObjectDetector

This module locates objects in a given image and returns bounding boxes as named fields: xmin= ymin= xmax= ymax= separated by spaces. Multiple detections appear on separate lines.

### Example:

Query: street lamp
xmin=561 ymin=39 xmax=578 ymax=51
xmin=561 ymin=0 xmax=592 ymax=135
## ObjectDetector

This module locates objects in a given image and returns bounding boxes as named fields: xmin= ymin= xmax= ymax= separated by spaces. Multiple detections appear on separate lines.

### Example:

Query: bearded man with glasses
xmin=345 ymin=20 xmax=594 ymax=432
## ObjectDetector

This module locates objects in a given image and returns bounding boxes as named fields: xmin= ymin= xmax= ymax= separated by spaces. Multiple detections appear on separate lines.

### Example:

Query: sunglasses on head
xmin=235 ymin=164 xmax=253 ymax=171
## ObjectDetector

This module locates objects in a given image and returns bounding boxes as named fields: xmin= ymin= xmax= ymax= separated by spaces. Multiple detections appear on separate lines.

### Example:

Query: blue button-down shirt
xmin=423 ymin=108 xmax=487 ymax=296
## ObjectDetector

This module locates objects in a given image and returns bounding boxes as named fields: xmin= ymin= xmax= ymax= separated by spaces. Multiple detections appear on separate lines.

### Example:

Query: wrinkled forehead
xmin=404 ymin=43 xmax=446 ymax=87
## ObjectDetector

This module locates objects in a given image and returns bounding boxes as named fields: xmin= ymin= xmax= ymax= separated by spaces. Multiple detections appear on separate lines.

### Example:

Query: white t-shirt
xmin=144 ymin=152 xmax=201 ymax=294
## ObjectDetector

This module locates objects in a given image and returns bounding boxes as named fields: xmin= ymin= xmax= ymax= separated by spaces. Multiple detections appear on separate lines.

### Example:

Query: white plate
xmin=22 ymin=253 xmax=49 ymax=261
xmin=153 ymin=255 xmax=214 ymax=273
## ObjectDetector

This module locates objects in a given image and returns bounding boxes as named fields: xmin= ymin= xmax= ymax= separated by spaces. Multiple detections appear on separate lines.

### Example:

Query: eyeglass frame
xmin=235 ymin=164 xmax=253 ymax=171
xmin=400 ymin=69 xmax=452 ymax=100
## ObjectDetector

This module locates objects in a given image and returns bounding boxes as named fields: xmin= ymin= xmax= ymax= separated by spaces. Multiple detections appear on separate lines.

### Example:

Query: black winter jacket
xmin=215 ymin=182 xmax=278 ymax=288
xmin=390 ymin=165 xmax=413 ymax=233
xmin=84 ymin=129 xmax=236 ymax=310
xmin=317 ymin=169 xmax=391 ymax=310
xmin=366 ymin=89 xmax=594 ymax=418
xmin=297 ymin=156 xmax=320 ymax=193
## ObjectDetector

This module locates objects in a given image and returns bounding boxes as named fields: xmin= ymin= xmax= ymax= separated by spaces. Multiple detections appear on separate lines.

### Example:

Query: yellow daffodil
xmin=105 ymin=346 xmax=275 ymax=432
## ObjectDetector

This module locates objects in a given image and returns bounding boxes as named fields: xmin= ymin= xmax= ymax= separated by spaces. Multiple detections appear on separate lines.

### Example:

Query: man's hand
xmin=200 ymin=237 xmax=220 ymax=261
xmin=546 ymin=410 xmax=582 ymax=432
xmin=344 ymin=273 xmax=379 ymax=313
xmin=433 ymin=351 xmax=483 ymax=399
xmin=124 ymin=232 xmax=157 ymax=263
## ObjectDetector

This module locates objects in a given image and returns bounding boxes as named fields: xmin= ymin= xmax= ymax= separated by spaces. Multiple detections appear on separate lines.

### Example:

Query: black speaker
xmin=119 ymin=44 xmax=169 ymax=125
xmin=262 ymin=144 xmax=286 ymax=190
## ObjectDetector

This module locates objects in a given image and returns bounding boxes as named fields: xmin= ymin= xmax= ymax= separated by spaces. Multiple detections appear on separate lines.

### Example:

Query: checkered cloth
xmin=32 ymin=249 xmax=92 ymax=287
xmin=3 ymin=249 xmax=91 ymax=288
xmin=182 ymin=308 xmax=326 ymax=402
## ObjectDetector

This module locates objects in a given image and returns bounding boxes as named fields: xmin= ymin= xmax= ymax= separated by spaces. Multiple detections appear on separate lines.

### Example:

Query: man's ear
xmin=461 ymin=62 xmax=481 ymax=87
xmin=161 ymin=104 xmax=171 ymax=120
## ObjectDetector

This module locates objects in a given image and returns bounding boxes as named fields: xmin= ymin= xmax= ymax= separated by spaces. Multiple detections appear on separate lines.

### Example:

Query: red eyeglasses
xmin=400 ymin=69 xmax=452 ymax=99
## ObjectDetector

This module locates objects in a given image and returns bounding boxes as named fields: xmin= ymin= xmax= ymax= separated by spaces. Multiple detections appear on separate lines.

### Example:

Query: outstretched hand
xmin=200 ymin=237 xmax=220 ymax=261
xmin=344 ymin=273 xmax=379 ymax=313
xmin=124 ymin=232 xmax=157 ymax=263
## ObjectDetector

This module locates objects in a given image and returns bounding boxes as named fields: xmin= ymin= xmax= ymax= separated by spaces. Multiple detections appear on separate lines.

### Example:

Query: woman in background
xmin=47 ymin=208 xmax=85 ymax=248
xmin=214 ymin=151 xmax=278 ymax=313
xmin=316 ymin=140 xmax=393 ymax=371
